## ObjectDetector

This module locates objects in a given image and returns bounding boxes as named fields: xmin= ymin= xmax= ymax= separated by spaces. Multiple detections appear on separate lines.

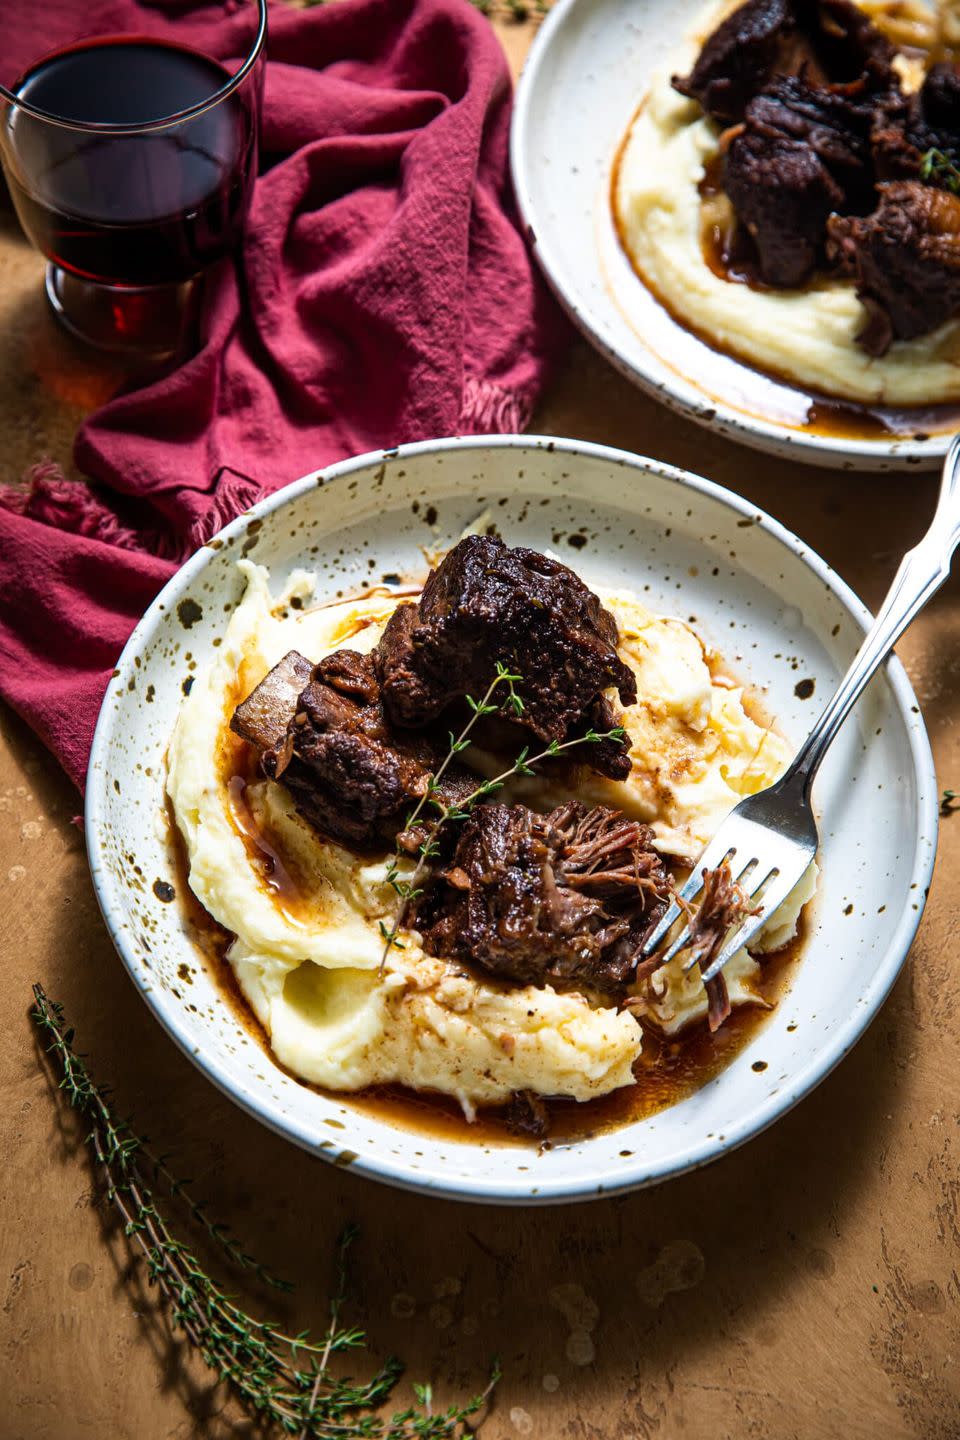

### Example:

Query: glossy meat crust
xmin=231 ymin=648 xmax=472 ymax=851
xmin=377 ymin=535 xmax=637 ymax=780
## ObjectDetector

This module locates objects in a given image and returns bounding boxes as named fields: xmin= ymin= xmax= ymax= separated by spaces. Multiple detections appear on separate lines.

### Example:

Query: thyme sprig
xmin=30 ymin=985 xmax=499 ymax=1438
xmin=920 ymin=147 xmax=960 ymax=194
xmin=378 ymin=667 xmax=626 ymax=969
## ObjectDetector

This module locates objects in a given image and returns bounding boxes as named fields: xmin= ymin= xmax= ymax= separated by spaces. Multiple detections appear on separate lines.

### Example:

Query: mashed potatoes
xmin=613 ymin=2 xmax=960 ymax=406
xmin=166 ymin=562 xmax=815 ymax=1108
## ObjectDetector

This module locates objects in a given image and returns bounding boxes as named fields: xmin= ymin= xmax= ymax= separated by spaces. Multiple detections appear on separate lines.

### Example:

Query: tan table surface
xmin=2 ymin=17 xmax=959 ymax=1440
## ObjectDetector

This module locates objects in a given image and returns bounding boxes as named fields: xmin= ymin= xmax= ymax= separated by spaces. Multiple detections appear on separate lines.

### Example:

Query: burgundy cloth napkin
xmin=0 ymin=0 xmax=562 ymax=789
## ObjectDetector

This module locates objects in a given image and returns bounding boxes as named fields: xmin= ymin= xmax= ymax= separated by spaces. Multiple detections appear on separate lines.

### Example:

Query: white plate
xmin=511 ymin=0 xmax=951 ymax=471
xmin=86 ymin=436 xmax=937 ymax=1204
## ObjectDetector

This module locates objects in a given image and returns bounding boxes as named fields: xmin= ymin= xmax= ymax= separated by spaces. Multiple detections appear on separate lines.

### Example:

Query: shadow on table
xmin=533 ymin=336 xmax=940 ymax=600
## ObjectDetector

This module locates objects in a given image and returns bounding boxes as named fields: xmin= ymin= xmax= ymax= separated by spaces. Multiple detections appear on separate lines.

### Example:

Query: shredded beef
xmin=230 ymin=649 xmax=472 ymax=851
xmin=413 ymin=801 xmax=671 ymax=994
xmin=377 ymin=535 xmax=637 ymax=780
xmin=827 ymin=180 xmax=960 ymax=354
xmin=678 ymin=863 xmax=756 ymax=1032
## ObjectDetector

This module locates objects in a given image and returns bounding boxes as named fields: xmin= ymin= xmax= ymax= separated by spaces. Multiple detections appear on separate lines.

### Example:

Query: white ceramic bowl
xmin=511 ymin=0 xmax=950 ymax=472
xmin=86 ymin=436 xmax=937 ymax=1203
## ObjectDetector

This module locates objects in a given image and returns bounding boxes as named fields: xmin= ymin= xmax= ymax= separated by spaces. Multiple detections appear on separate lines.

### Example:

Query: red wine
xmin=2 ymin=38 xmax=257 ymax=287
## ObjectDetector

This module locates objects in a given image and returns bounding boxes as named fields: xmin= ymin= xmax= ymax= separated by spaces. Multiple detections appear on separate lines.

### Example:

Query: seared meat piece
xmin=675 ymin=0 xmax=898 ymax=291
xmin=723 ymin=132 xmax=841 ymax=285
xmin=723 ymin=75 xmax=875 ymax=285
xmin=277 ymin=653 xmax=437 ymax=849
xmin=676 ymin=862 xmax=756 ymax=1032
xmin=827 ymin=180 xmax=960 ymax=354
xmin=673 ymin=0 xmax=795 ymax=124
xmin=673 ymin=0 xmax=893 ymax=125
xmin=505 ymin=1090 xmax=550 ymax=1140
xmin=808 ymin=0 xmax=895 ymax=91
xmin=377 ymin=535 xmax=637 ymax=781
xmin=230 ymin=649 xmax=471 ymax=851
xmin=231 ymin=650 xmax=314 ymax=753
xmin=918 ymin=62 xmax=960 ymax=137
xmin=413 ymin=801 xmax=671 ymax=994
xmin=874 ymin=63 xmax=960 ymax=182
xmin=915 ymin=62 xmax=960 ymax=155
xmin=313 ymin=647 xmax=380 ymax=703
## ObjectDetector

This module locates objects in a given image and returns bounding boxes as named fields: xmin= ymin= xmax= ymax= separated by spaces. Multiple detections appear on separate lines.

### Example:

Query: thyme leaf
xmin=920 ymin=147 xmax=960 ymax=194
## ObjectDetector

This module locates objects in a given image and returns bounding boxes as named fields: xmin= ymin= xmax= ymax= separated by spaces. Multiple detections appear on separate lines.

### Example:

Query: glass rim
xmin=0 ymin=0 xmax=267 ymax=135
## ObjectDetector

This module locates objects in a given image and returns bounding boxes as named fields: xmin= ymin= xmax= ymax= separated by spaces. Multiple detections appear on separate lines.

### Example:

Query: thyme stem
xmin=29 ymin=985 xmax=499 ymax=1438
xmin=378 ymin=665 xmax=626 ymax=969
xmin=921 ymin=147 xmax=960 ymax=193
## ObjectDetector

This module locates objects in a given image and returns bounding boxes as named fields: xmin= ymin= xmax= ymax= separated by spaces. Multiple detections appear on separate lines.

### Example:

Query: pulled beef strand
xmin=677 ymin=863 xmax=757 ymax=1032
xmin=413 ymin=801 xmax=671 ymax=995
xmin=376 ymin=534 xmax=637 ymax=780
xmin=505 ymin=1090 xmax=550 ymax=1140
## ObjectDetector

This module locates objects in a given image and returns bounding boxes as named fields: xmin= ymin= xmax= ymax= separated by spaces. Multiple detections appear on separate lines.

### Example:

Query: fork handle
xmin=784 ymin=433 xmax=960 ymax=798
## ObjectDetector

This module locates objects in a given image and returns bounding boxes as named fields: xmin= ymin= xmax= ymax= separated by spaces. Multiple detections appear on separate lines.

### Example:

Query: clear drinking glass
xmin=0 ymin=1 xmax=266 ymax=356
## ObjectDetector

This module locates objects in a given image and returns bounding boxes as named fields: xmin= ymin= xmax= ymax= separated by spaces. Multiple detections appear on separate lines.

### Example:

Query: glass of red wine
xmin=0 ymin=2 xmax=266 ymax=356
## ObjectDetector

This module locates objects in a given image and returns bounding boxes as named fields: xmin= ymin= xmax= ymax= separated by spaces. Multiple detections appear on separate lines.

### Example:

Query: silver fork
xmin=639 ymin=434 xmax=960 ymax=987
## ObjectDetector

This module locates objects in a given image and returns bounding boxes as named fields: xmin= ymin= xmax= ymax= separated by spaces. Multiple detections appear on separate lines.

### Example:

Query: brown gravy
xmin=697 ymin=155 xmax=770 ymax=291
xmin=701 ymin=221 xmax=765 ymax=289
xmin=697 ymin=150 xmax=724 ymax=200
xmin=227 ymin=774 xmax=302 ymax=908
xmin=164 ymin=801 xmax=806 ymax=1149
xmin=803 ymin=398 xmax=960 ymax=441
xmin=349 ymin=935 xmax=802 ymax=1146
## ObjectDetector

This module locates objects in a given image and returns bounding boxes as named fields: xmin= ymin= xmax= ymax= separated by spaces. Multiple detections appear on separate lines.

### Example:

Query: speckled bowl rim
xmin=510 ymin=0 xmax=951 ymax=472
xmin=85 ymin=435 xmax=939 ymax=1204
